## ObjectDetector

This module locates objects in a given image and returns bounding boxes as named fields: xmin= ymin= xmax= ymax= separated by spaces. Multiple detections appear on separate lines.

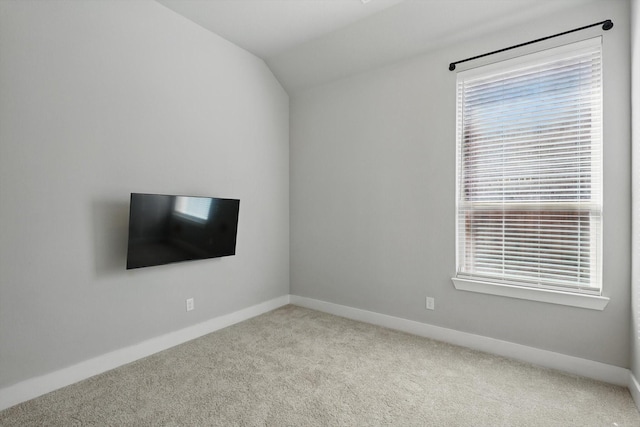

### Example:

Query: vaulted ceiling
xmin=156 ymin=0 xmax=594 ymax=93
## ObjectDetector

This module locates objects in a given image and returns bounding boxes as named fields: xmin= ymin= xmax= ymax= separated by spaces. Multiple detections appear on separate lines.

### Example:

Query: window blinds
xmin=455 ymin=38 xmax=602 ymax=294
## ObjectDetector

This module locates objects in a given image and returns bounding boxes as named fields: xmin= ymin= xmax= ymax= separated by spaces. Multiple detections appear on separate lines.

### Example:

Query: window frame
xmin=451 ymin=37 xmax=609 ymax=310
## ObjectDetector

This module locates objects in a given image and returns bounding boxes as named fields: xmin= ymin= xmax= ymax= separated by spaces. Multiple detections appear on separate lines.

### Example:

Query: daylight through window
xmin=455 ymin=38 xmax=603 ymax=295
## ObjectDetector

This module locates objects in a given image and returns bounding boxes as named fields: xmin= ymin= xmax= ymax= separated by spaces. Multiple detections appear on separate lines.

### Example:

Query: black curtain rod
xmin=448 ymin=19 xmax=613 ymax=71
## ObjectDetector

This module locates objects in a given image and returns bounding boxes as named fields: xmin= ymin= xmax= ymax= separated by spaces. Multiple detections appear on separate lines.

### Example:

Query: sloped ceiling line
xmin=156 ymin=0 xmax=595 ymax=93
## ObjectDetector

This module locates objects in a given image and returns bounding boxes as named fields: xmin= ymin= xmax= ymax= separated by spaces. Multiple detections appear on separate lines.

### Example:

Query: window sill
xmin=451 ymin=277 xmax=609 ymax=310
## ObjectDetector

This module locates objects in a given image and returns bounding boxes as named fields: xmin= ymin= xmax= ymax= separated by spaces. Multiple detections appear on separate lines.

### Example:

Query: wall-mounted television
xmin=126 ymin=193 xmax=240 ymax=269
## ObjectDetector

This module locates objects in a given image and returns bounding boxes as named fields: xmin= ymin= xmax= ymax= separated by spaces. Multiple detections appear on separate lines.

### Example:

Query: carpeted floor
xmin=1 ymin=305 xmax=638 ymax=426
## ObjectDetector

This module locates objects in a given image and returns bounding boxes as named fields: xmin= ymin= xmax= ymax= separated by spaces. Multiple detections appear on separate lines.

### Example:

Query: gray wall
xmin=632 ymin=0 xmax=640 ymax=379
xmin=291 ymin=0 xmax=631 ymax=367
xmin=0 ymin=0 xmax=289 ymax=388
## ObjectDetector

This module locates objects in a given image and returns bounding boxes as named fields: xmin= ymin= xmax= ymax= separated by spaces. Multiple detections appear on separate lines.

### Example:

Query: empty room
xmin=1 ymin=0 xmax=639 ymax=425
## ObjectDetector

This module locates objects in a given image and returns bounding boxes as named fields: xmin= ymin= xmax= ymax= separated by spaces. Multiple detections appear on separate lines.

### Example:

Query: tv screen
xmin=126 ymin=193 xmax=240 ymax=269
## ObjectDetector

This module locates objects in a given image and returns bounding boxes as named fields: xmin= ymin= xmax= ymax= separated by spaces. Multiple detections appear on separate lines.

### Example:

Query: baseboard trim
xmin=630 ymin=372 xmax=640 ymax=412
xmin=2 ymin=294 xmax=632 ymax=412
xmin=290 ymin=295 xmax=630 ymax=387
xmin=0 ymin=295 xmax=290 ymax=412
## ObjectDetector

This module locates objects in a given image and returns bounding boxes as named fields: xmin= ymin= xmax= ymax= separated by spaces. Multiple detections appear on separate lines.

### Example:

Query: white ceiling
xmin=156 ymin=0 xmax=406 ymax=59
xmin=156 ymin=0 xmax=594 ymax=93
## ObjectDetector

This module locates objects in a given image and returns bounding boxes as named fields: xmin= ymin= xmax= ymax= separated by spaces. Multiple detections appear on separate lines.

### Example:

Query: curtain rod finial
xmin=449 ymin=63 xmax=456 ymax=71
xmin=602 ymin=20 xmax=613 ymax=30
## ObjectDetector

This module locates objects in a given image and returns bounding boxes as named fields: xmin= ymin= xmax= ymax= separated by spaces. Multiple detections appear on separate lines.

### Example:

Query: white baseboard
xmin=290 ymin=295 xmax=630 ymax=387
xmin=0 ymin=295 xmax=290 ymax=412
xmin=2 ymin=294 xmax=634 ymax=413
xmin=630 ymin=372 xmax=640 ymax=412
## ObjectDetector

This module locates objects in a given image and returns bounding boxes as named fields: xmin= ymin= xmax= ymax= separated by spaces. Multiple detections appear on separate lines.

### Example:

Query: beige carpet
xmin=1 ymin=305 xmax=638 ymax=426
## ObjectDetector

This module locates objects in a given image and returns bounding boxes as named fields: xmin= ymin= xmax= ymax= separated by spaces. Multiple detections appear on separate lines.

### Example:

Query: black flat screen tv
xmin=126 ymin=193 xmax=240 ymax=269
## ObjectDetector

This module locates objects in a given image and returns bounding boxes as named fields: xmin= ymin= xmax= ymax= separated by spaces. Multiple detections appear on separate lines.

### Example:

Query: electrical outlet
xmin=186 ymin=298 xmax=194 ymax=312
xmin=426 ymin=297 xmax=435 ymax=310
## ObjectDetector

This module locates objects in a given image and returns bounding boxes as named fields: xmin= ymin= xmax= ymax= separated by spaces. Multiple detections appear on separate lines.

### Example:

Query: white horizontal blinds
xmin=456 ymin=38 xmax=602 ymax=294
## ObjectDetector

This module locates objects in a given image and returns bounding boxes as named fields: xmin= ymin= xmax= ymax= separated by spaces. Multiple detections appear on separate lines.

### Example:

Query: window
xmin=454 ymin=38 xmax=604 ymax=303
